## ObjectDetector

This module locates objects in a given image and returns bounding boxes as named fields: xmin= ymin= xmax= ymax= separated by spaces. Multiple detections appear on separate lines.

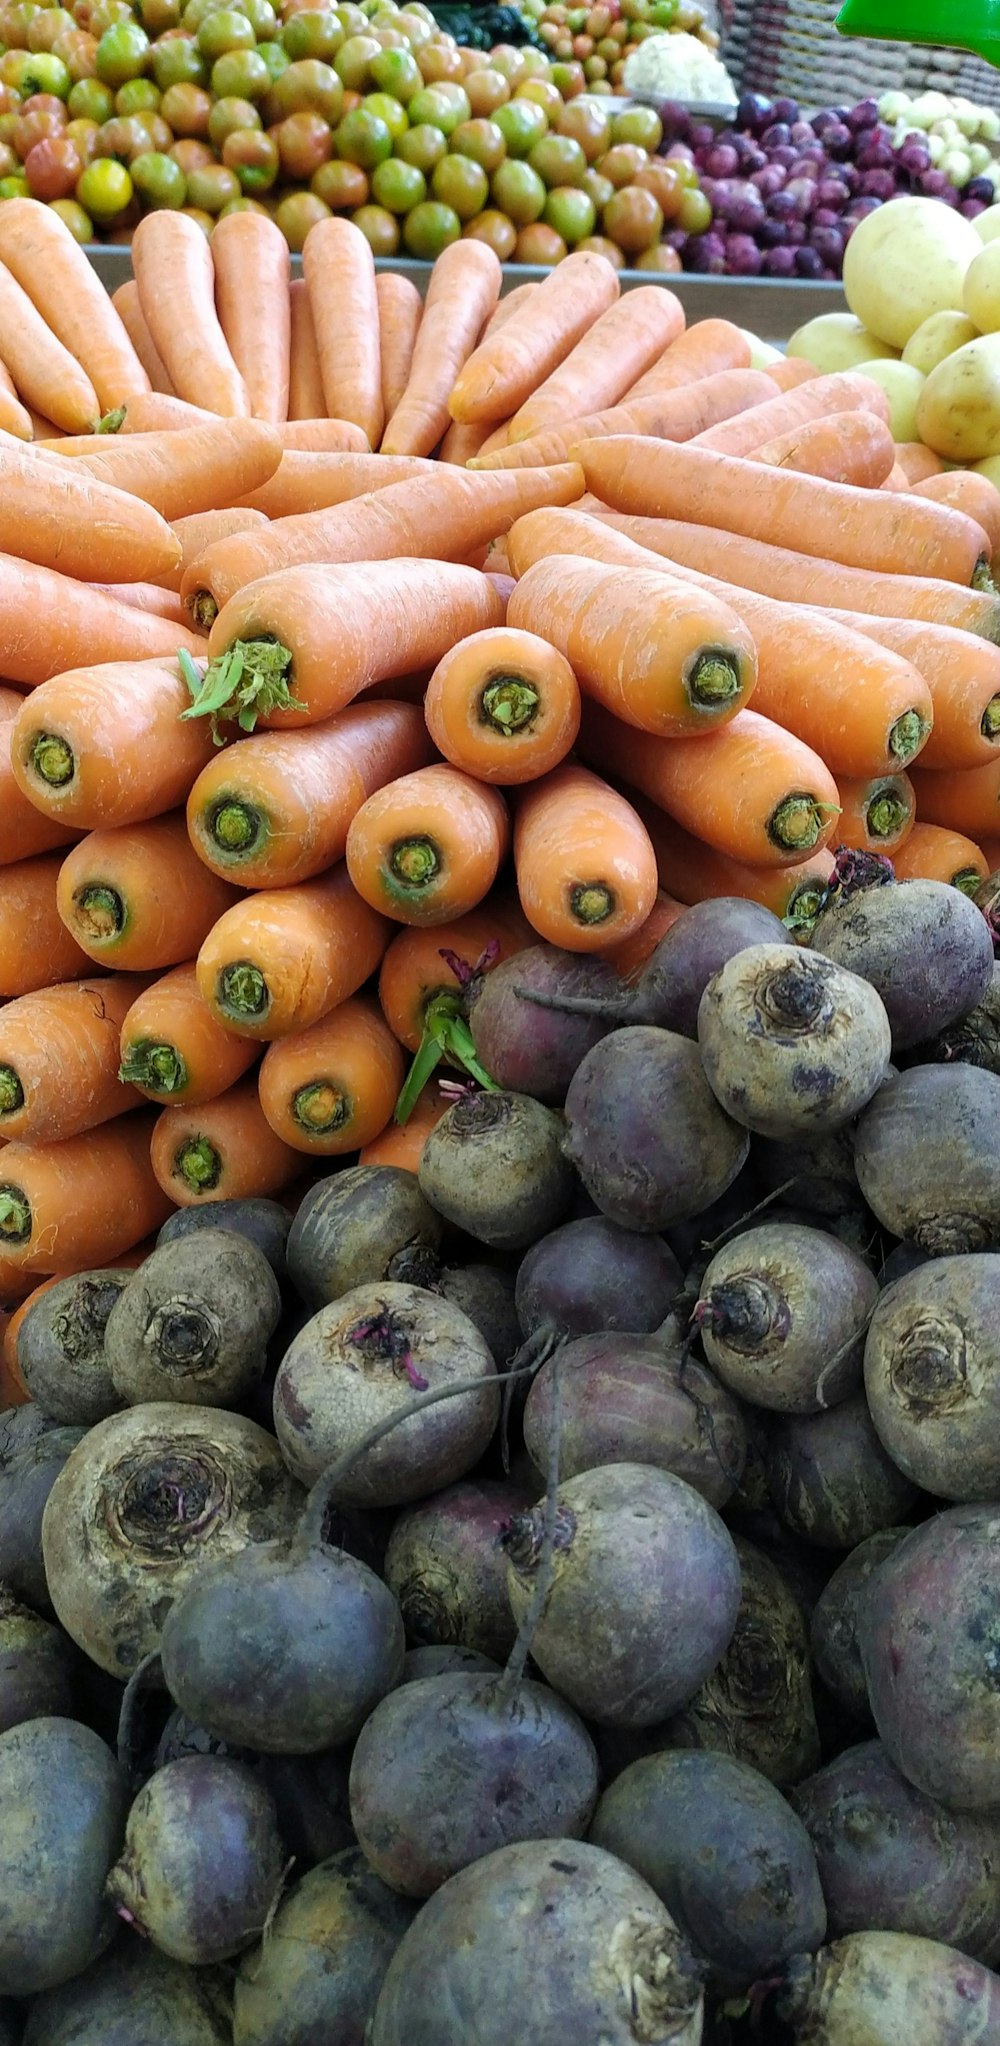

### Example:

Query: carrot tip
xmin=77 ymin=885 xmax=125 ymax=942
xmin=210 ymin=802 xmax=262 ymax=856
xmin=569 ymin=882 xmax=616 ymax=927
xmin=97 ymin=407 xmax=126 ymax=434
xmin=973 ymin=557 xmax=997 ymax=594
xmin=767 ymin=794 xmax=835 ymax=856
xmin=219 ymin=963 xmax=268 ymax=1022
xmin=31 ymin=733 xmax=74 ymax=788
xmin=174 ymin=1136 xmax=221 ymax=1194
xmin=866 ymin=792 xmax=910 ymax=841
xmin=782 ymin=876 xmax=833 ymax=938
xmin=119 ymin=1041 xmax=188 ymax=1097
xmin=390 ymin=837 xmax=440 ymax=891
xmin=480 ymin=677 xmax=540 ymax=734
xmin=0 ymin=1066 xmax=23 ymax=1117
xmin=293 ymin=1082 xmax=350 ymax=1136
xmin=955 ymin=868 xmax=984 ymax=897
xmin=182 ymin=638 xmax=304 ymax=737
xmin=888 ymin=710 xmax=931 ymax=766
xmin=982 ymin=696 xmax=1000 ymax=743
xmin=0 ymin=1190 xmax=29 ymax=1244
xmin=687 ymin=651 xmax=743 ymax=710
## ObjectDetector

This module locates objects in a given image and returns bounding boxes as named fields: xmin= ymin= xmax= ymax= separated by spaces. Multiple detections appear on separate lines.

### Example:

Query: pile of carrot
xmin=2 ymin=191 xmax=1000 ymax=1348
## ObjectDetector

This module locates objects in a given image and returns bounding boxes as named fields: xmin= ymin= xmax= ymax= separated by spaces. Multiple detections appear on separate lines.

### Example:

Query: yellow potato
xmin=973 ymin=456 xmax=1000 ymax=488
xmin=902 ymin=310 xmax=980 ymax=375
xmin=785 ymin=311 xmax=898 ymax=374
xmin=917 ymin=333 xmax=1000 ymax=460
xmin=975 ymin=203 xmax=1000 ymax=245
xmin=848 ymin=359 xmax=924 ymax=441
xmin=965 ymin=240 xmax=1000 ymax=333
xmin=842 ymin=196 xmax=981 ymax=349
xmin=738 ymin=329 xmax=783 ymax=369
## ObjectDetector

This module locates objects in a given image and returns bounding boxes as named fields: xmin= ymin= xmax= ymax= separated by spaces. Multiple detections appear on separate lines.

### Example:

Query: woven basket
xmin=723 ymin=0 xmax=1000 ymax=111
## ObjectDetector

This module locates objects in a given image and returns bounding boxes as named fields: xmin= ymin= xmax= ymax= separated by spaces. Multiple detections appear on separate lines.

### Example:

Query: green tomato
xmin=430 ymin=150 xmax=487 ymax=221
xmin=493 ymin=96 xmax=547 ymax=157
xmin=115 ymin=77 xmax=160 ymax=113
xmin=197 ymin=7 xmax=256 ymax=56
xmin=395 ymin=118 xmax=446 ymax=171
xmin=610 ymin=104 xmax=661 ymax=150
xmin=130 ymin=147 xmax=186 ymax=205
xmin=95 ymin=22 xmax=150 ymax=87
xmin=402 ymin=194 xmax=459 ymax=257
xmin=76 ymin=152 xmax=133 ymax=217
xmin=543 ymin=182 xmax=595 ymax=242
xmin=16 ymin=51 xmax=70 ymax=96
xmin=369 ymin=151 xmax=424 ymax=211
xmin=68 ymin=76 xmax=114 ymax=121
xmin=333 ymin=104 xmax=391 ymax=165
xmin=0 ymin=175 xmax=30 ymax=197
xmin=490 ymin=156 xmax=545 ymax=225
xmin=151 ymin=36 xmax=207 ymax=89
xmin=211 ymin=48 xmax=270 ymax=97
xmin=241 ymin=0 xmax=276 ymax=33
xmin=255 ymin=39 xmax=288 ymax=79
xmin=362 ymin=89 xmax=406 ymax=138
xmin=369 ymin=43 xmax=420 ymax=101
xmin=528 ymin=132 xmax=587 ymax=188
xmin=406 ymin=82 xmax=463 ymax=134
xmin=282 ymin=9 xmax=343 ymax=60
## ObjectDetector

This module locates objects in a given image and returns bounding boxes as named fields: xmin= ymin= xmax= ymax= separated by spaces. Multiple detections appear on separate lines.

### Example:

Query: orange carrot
xmin=912 ymin=471 xmax=1000 ymax=558
xmin=359 ymin=1081 xmax=448 ymax=1170
xmin=471 ymin=367 xmax=776 ymax=472
xmin=0 ymin=852 xmax=91 ymax=997
xmin=150 ymin=1076 xmax=299 ymax=1205
xmin=0 ymin=695 xmax=79 ymax=863
xmin=506 ymin=285 xmax=685 ymax=446
xmin=131 ymin=211 xmax=250 ymax=417
xmin=165 ymin=507 xmax=269 ymax=594
xmin=118 ymin=960 xmax=258 ymax=1107
xmin=10 ymin=657 xmax=218 ymax=829
xmin=186 ymin=698 xmax=434 ymax=887
xmin=89 ymin=582 xmax=192 ymax=627
xmin=822 ymin=607 xmax=1000 ymax=772
xmin=69 ymin=417 xmax=282 ymax=522
xmin=57 ymin=815 xmax=241 ymax=971
xmin=836 ymin=771 xmax=915 ymax=854
xmin=765 ymin=356 xmax=821 ymax=391
xmin=376 ymin=270 xmax=423 ymax=425
xmin=450 ymin=248 xmax=620 ymax=424
xmin=576 ymin=699 xmax=841 ymax=868
xmin=979 ymin=836 xmax=1000 ymax=872
xmin=377 ymin=898 xmax=533 ymax=1053
xmin=882 ymin=464 xmax=912 ymax=491
xmin=513 ymin=762 xmax=657 ymax=953
xmin=600 ymin=889 xmax=686 ymax=980
xmin=507 ymin=552 xmax=757 ymax=738
xmin=424 ymin=625 xmax=580 ymax=784
xmin=0 ymin=199 xmax=150 ymax=411
xmin=0 ymin=555 xmax=205 ymax=684
xmin=192 ymin=558 xmax=505 ymax=730
xmin=115 ymin=392 xmax=368 ymax=453
xmin=287 ymin=276 xmax=326 ymax=424
xmin=628 ymin=794 xmax=836 ymax=924
xmin=0 ymin=436 xmax=181 ymax=584
xmin=258 ymin=995 xmax=404 ymax=1154
xmin=346 ymin=764 xmax=509 ymax=926
xmin=691 ymin=370 xmax=891 ymax=455
xmin=183 ymin=462 xmax=584 ymax=623
xmin=195 ymin=861 xmax=391 ymax=1039
xmin=579 ymin=435 xmax=991 ymax=587
xmin=111 ymin=281 xmax=174 ymax=395
xmin=0 ymin=974 xmax=148 ymax=1144
xmin=436 ymin=284 xmax=535 ymax=464
xmin=302 ymin=216 xmax=382 ymax=447
xmin=910 ymin=759 xmax=1000 ymax=841
xmin=751 ymin=410 xmax=896 ymax=489
xmin=0 ymin=359 xmax=31 ymax=442
xmin=26 ymin=409 xmax=64 ymax=441
xmin=211 ymin=209 xmax=290 ymax=425
xmin=382 ymin=241 xmax=501 ymax=459
xmin=890 ymin=821 xmax=988 ymax=893
xmin=894 ymin=442 xmax=944 ymax=484
xmin=233 ymin=447 xmax=429 ymax=519
xmin=625 ymin=317 xmax=751 ymax=402
xmin=0 ymin=259 xmax=98 ymax=432
xmin=0 ymin=1112 xmax=171 ymax=1276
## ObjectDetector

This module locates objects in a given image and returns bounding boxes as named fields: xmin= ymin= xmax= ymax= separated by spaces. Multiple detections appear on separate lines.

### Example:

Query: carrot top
xmin=178 ymin=641 xmax=304 ymax=738
xmin=395 ymin=941 xmax=498 ymax=1125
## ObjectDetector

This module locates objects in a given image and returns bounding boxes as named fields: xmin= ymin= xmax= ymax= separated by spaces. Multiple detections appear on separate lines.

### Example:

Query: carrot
xmin=436 ymin=284 xmax=536 ymax=465
xmin=577 ymin=698 xmax=841 ymax=868
xmin=912 ymin=471 xmax=1000 ymax=558
xmin=211 ymin=209 xmax=290 ymax=426
xmin=750 ymin=410 xmax=897 ymax=489
xmin=513 ymin=762 xmax=657 ymax=953
xmin=0 ymin=974 xmax=149 ymax=1145
xmin=600 ymin=889 xmax=687 ymax=980
xmin=834 ymin=771 xmax=915 ymax=855
xmin=376 ymin=270 xmax=423 ymax=425
xmin=450 ymin=248 xmax=620 ymax=426
xmin=508 ymin=551 xmax=757 ymax=738
xmin=378 ymin=898 xmax=533 ymax=1055
xmin=584 ymin=511 xmax=1000 ymax=642
xmin=131 ymin=211 xmax=250 ymax=417
xmin=10 ymin=657 xmax=218 ymax=830
xmin=26 ymin=410 xmax=64 ymax=441
xmin=909 ymin=759 xmax=1000 ymax=841
xmin=0 ymin=852 xmax=91 ymax=997
xmin=765 ymin=356 xmax=822 ymax=391
xmin=691 ymin=369 xmax=892 ymax=455
xmin=0 ymin=1112 xmax=171 ymax=1275
xmin=821 ymin=607 xmax=1000 ymax=772
xmin=894 ymin=442 xmax=944 ymax=484
xmin=258 ymin=995 xmax=404 ymax=1155
xmin=233 ymin=447 xmax=430 ymax=519
xmin=150 ymin=1075 xmax=299 ymax=1206
xmin=382 ymin=241 xmax=501 ymax=459
xmin=111 ymin=281 xmax=173 ymax=396
xmin=114 ymin=392 xmax=368 ymax=453
xmin=57 ymin=814 xmax=241 ymax=972
xmin=890 ymin=821 xmax=988 ymax=893
xmin=0 ymin=435 xmax=181 ymax=584
xmin=89 ymin=582 xmax=193 ymax=627
xmin=69 ymin=417 xmax=282 ymax=522
xmin=424 ymin=625 xmax=580 ymax=784
xmin=0 ymin=555 xmax=205 ymax=684
xmin=165 ymin=507 xmax=269 ymax=594
xmin=0 ymin=359 xmax=31 ymax=442
xmin=506 ymin=285 xmax=685 ymax=446
xmin=302 ymin=216 xmax=382 ymax=447
xmin=184 ymin=457 xmax=585 ymax=625
xmin=190 ymin=558 xmax=505 ymax=731
xmin=624 ymin=318 xmax=750 ymax=403
xmin=0 ymin=695 xmax=79 ymax=863
xmin=195 ymin=860 xmax=391 ymax=1039
xmin=624 ymin=792 xmax=833 ymax=925
xmin=882 ymin=463 xmax=913 ymax=491
xmin=186 ymin=698 xmax=434 ymax=887
xmin=0 ymin=198 xmax=149 ymax=412
xmin=472 ymin=367 xmax=776 ymax=473
xmin=980 ymin=835 xmax=1000 ymax=872
xmin=287 ymin=276 xmax=326 ymax=424
xmin=118 ymin=960 xmax=258 ymax=1107
xmin=0 ymin=260 xmax=99 ymax=433
xmin=346 ymin=764 xmax=509 ymax=926
xmin=359 ymin=1081 xmax=448 ymax=1170
xmin=580 ymin=435 xmax=992 ymax=587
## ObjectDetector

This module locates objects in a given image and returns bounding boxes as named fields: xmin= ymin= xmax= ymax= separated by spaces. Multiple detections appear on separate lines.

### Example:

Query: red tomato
xmin=275 ymin=107 xmax=331 ymax=179
xmin=23 ymin=132 xmax=82 ymax=196
xmin=13 ymin=109 xmax=65 ymax=162
xmin=514 ymin=220 xmax=567 ymax=264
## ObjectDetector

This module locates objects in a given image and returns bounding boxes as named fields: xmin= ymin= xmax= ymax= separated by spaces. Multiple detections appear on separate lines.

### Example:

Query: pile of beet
xmin=3 ymin=862 xmax=1000 ymax=2045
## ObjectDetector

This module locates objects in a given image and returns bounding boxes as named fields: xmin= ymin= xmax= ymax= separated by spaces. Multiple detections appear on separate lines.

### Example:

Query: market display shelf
xmin=84 ymin=248 xmax=847 ymax=345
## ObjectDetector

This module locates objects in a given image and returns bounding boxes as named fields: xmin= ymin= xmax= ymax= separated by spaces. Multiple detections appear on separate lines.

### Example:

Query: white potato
xmin=902 ymin=310 xmax=980 ymax=375
xmin=738 ymin=328 xmax=783 ymax=369
xmin=917 ymin=333 xmax=1000 ymax=459
xmin=786 ymin=311 xmax=898 ymax=374
xmin=850 ymin=359 xmax=925 ymax=440
xmin=842 ymin=197 xmax=982 ymax=348
xmin=965 ymin=239 xmax=1000 ymax=333
xmin=975 ymin=203 xmax=1000 ymax=244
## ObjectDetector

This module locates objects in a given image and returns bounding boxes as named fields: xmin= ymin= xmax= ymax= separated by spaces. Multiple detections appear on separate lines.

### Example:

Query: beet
xmin=853 ymin=1065 xmax=1000 ymax=1255
xmin=22 ymin=1940 xmax=234 ymax=2046
xmin=518 ymin=898 xmax=791 ymax=1037
xmin=232 ymin=1847 xmax=415 ymax=2046
xmin=590 ymin=1749 xmax=826 ymax=1992
xmin=809 ymin=1528 xmax=912 ymax=1723
xmin=41 ymin=1405 xmax=302 ymax=1678
xmin=369 ymin=1839 xmax=705 ymax=2046
xmin=273 ymin=1281 xmax=499 ymax=1500
xmin=0 ymin=1427 xmax=85 ymax=1614
xmin=860 ymin=1506 xmax=1000 ymax=1809
xmin=522 ymin=1332 xmax=747 ymax=1509
xmin=793 ymin=1740 xmax=1000 ymax=1963
xmin=157 ymin=1195 xmax=291 ymax=1279
xmin=14 ymin=1270 xmax=129 ymax=1425
xmin=563 ymin=1025 xmax=749 ymax=1232
xmin=418 ymin=1089 xmax=575 ymax=1251
xmin=383 ymin=1478 xmax=534 ymax=1662
xmin=921 ymin=961 xmax=1000 ymax=1073
xmin=777 ymin=1930 xmax=1000 ymax=2045
xmin=259 ymin=1751 xmax=356 ymax=1869
xmin=864 ymin=1253 xmax=1000 ymax=1500
xmin=0 ymin=1715 xmax=127 ymax=1995
xmin=468 ymin=945 xmax=620 ymax=1104
xmin=400 ymin=1645 xmax=499 ymax=1681
xmin=696 ymin=1221 xmax=878 ymax=1414
xmin=107 ymin=1755 xmax=285 ymax=1964
xmin=514 ymin=1217 xmax=682 ymax=1340
xmin=0 ymin=1404 xmax=61 ymax=1470
xmin=0 ymin=1585 xmax=76 ymax=1734
xmin=812 ymin=876 xmax=994 ymax=1051
xmin=502 ymin=1462 xmax=741 ymax=1727
xmin=764 ymin=1392 xmax=919 ymax=1550
xmin=286 ymin=1166 xmax=443 ymax=1310
xmin=349 ymin=1671 xmax=599 ymax=1896
xmin=754 ymin=1125 xmax=863 ymax=1223
xmin=698 ymin=943 xmax=892 ymax=1139
xmin=434 ymin=1262 xmax=521 ymax=1365
xmin=105 ymin=1231 xmax=282 ymax=1409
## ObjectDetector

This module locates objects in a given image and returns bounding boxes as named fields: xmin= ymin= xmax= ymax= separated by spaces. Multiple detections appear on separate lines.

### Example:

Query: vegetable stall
xmin=4 ymin=117 xmax=1000 ymax=2046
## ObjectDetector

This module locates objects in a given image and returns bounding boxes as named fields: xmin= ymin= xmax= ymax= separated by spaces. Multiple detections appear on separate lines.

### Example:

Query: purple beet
xmin=563 ymin=1026 xmax=749 ymax=1232
xmin=809 ymin=1528 xmax=911 ymax=1723
xmin=812 ymin=876 xmax=994 ymax=1051
xmin=232 ymin=1846 xmax=415 ymax=2046
xmin=383 ymin=1477 xmax=535 ymax=1663
xmin=468 ymin=947 xmax=620 ymax=1104
xmin=106 ymin=1756 xmax=285 ymax=1965
xmin=514 ymin=1217 xmax=682 ymax=1340
xmin=776 ymin=1931 xmax=1000 ymax=2043
xmin=764 ymin=1392 xmax=919 ymax=1550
